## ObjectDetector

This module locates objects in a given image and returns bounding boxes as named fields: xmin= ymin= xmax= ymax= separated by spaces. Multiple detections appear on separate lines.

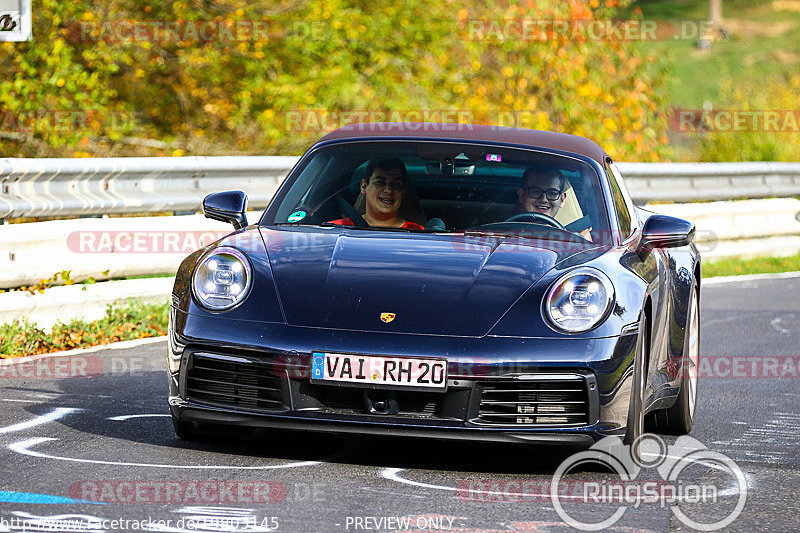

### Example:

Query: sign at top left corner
xmin=0 ymin=0 xmax=31 ymax=42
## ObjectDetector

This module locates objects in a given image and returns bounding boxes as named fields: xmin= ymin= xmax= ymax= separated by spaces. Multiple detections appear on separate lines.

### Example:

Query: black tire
xmin=651 ymin=284 xmax=699 ymax=435
xmin=172 ymin=418 xmax=207 ymax=442
xmin=173 ymin=418 xmax=256 ymax=442
xmin=624 ymin=311 xmax=649 ymax=447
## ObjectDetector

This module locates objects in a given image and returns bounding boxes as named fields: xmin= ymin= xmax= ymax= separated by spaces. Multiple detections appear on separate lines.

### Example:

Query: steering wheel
xmin=335 ymin=195 xmax=370 ymax=227
xmin=503 ymin=212 xmax=566 ymax=231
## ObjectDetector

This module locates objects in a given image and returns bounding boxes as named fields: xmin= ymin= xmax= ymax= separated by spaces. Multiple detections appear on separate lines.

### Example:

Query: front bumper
xmin=168 ymin=319 xmax=639 ymax=445
xmin=171 ymin=398 xmax=596 ymax=446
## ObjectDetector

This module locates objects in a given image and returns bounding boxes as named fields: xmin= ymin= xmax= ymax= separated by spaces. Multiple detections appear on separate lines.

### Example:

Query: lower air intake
xmin=186 ymin=353 xmax=284 ymax=411
xmin=477 ymin=376 xmax=590 ymax=426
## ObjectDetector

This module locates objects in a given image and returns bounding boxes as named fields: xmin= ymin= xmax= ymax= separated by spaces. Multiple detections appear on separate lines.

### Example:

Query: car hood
xmin=259 ymin=226 xmax=599 ymax=336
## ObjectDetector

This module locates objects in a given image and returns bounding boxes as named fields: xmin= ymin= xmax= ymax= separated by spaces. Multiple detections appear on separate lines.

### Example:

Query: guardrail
xmin=3 ymin=158 xmax=800 ymax=220
xmin=621 ymin=162 xmax=800 ymax=203
xmin=2 ymin=198 xmax=800 ymax=290
xmin=0 ymin=156 xmax=298 ymax=220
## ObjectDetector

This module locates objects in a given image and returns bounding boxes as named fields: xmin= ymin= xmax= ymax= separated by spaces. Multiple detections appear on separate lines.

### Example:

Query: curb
xmin=0 ymin=336 xmax=167 ymax=366
xmin=0 ymin=277 xmax=174 ymax=331
xmin=704 ymin=271 xmax=800 ymax=285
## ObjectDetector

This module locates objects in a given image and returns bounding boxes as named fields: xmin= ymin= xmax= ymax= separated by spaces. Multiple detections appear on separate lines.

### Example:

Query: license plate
xmin=310 ymin=352 xmax=447 ymax=391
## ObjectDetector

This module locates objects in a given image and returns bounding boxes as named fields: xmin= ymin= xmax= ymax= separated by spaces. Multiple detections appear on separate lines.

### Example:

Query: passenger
xmin=517 ymin=165 xmax=568 ymax=218
xmin=328 ymin=158 xmax=425 ymax=229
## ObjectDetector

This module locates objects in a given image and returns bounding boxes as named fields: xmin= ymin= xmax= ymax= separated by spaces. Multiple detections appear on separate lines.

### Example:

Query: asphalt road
xmin=0 ymin=275 xmax=798 ymax=532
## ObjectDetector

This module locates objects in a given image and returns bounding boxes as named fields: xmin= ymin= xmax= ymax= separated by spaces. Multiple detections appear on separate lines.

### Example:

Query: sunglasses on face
xmin=525 ymin=187 xmax=562 ymax=201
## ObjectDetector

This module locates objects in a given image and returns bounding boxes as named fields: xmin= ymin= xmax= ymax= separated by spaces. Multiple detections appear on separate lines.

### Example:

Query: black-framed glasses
xmin=525 ymin=187 xmax=562 ymax=201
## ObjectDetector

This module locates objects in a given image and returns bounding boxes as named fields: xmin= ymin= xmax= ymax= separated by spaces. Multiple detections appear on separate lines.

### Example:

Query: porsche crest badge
xmin=380 ymin=313 xmax=396 ymax=323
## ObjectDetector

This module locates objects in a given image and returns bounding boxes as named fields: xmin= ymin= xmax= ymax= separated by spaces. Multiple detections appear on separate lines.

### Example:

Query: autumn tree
xmin=0 ymin=0 xmax=672 ymax=161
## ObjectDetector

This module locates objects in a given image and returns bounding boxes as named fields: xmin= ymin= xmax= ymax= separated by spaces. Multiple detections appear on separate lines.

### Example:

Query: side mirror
xmin=637 ymin=214 xmax=694 ymax=258
xmin=202 ymin=191 xmax=248 ymax=230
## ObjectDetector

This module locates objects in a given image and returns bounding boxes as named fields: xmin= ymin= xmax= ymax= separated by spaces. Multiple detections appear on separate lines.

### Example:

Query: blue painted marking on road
xmin=0 ymin=491 xmax=106 ymax=505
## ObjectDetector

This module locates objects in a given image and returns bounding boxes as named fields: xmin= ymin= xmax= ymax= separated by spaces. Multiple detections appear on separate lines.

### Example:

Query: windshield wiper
xmin=272 ymin=222 xmax=353 ymax=228
xmin=462 ymin=229 xmax=511 ymax=238
xmin=275 ymin=222 xmax=437 ymax=233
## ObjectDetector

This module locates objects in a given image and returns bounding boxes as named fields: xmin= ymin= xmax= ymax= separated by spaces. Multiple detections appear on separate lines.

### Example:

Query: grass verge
xmin=0 ymin=300 xmax=168 ymax=359
xmin=704 ymin=254 xmax=800 ymax=278
xmin=628 ymin=0 xmax=800 ymax=109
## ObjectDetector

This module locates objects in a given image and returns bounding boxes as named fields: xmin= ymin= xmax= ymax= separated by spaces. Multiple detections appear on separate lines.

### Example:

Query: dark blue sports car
xmin=168 ymin=123 xmax=700 ymax=447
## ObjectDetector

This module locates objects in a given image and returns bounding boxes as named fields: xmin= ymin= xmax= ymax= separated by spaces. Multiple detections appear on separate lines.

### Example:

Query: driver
xmin=516 ymin=165 xmax=592 ymax=240
xmin=328 ymin=158 xmax=425 ymax=229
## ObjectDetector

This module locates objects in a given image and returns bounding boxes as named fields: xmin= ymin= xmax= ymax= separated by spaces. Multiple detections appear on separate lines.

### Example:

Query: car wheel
xmin=624 ymin=311 xmax=648 ymax=447
xmin=652 ymin=284 xmax=699 ymax=434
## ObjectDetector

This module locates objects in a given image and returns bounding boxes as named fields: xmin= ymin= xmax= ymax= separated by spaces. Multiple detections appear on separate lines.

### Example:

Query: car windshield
xmin=263 ymin=141 xmax=611 ymax=243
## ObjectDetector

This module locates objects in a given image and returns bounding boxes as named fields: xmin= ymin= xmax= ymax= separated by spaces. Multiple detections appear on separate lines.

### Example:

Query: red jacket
xmin=327 ymin=217 xmax=425 ymax=230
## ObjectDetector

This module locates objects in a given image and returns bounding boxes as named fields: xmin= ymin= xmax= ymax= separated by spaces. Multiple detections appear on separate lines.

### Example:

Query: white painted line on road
xmin=381 ymin=468 xmax=464 ymax=493
xmin=770 ymin=315 xmax=793 ymax=334
xmin=703 ymin=310 xmax=774 ymax=327
xmin=382 ymin=467 xmax=615 ymax=502
xmin=152 ymin=507 xmax=275 ymax=533
xmin=712 ymin=412 xmax=800 ymax=464
xmin=705 ymin=271 xmax=800 ymax=285
xmin=0 ymin=408 xmax=80 ymax=435
xmin=381 ymin=449 xmax=753 ymax=501
xmin=10 ymin=511 xmax=108 ymax=533
xmin=1 ymin=398 xmax=39 ymax=403
xmin=9 ymin=437 xmax=323 ymax=470
xmin=107 ymin=414 xmax=171 ymax=421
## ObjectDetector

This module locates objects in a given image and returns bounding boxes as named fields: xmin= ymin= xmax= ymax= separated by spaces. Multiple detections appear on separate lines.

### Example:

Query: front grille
xmin=317 ymin=387 xmax=438 ymax=418
xmin=477 ymin=378 xmax=589 ymax=426
xmin=186 ymin=353 xmax=283 ymax=411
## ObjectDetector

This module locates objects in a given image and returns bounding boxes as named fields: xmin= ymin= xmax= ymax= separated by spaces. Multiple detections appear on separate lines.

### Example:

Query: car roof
xmin=314 ymin=123 xmax=610 ymax=164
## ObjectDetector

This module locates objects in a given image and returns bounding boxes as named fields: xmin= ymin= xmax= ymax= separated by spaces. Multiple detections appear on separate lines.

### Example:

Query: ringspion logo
xmin=551 ymin=434 xmax=747 ymax=531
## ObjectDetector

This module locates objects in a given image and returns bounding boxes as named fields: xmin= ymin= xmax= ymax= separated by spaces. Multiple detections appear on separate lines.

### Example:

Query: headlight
xmin=544 ymin=267 xmax=614 ymax=333
xmin=192 ymin=246 xmax=252 ymax=311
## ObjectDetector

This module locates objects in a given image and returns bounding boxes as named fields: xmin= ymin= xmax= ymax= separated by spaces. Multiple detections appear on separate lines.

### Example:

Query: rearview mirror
xmin=637 ymin=214 xmax=694 ymax=258
xmin=202 ymin=191 xmax=248 ymax=230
